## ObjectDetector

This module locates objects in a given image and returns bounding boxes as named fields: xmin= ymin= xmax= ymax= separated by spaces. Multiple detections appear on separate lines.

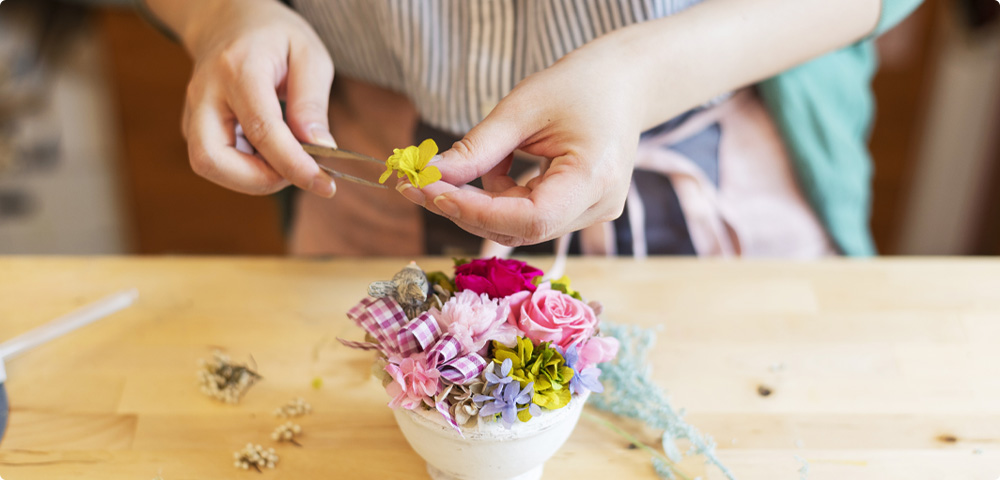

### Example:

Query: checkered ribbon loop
xmin=341 ymin=297 xmax=408 ymax=355
xmin=395 ymin=313 xmax=441 ymax=358
xmin=425 ymin=333 xmax=487 ymax=384
xmin=340 ymin=297 xmax=439 ymax=358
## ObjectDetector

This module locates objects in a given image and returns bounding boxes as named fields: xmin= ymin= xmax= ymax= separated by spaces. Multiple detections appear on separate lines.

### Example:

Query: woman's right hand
xmin=155 ymin=0 xmax=338 ymax=197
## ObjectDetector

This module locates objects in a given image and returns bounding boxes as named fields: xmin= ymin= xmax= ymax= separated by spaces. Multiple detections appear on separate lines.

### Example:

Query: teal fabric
xmin=758 ymin=0 xmax=923 ymax=256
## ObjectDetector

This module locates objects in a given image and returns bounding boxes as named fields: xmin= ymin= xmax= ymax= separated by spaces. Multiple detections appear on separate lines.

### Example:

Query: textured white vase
xmin=393 ymin=392 xmax=589 ymax=480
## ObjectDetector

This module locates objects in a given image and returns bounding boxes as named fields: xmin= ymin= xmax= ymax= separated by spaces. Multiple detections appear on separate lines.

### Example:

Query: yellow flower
xmin=379 ymin=138 xmax=442 ymax=188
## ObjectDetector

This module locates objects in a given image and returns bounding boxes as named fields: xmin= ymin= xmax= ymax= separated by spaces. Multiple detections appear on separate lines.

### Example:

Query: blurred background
xmin=0 ymin=0 xmax=997 ymax=256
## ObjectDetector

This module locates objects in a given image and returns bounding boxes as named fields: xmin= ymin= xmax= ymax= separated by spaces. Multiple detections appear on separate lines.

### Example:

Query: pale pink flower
xmin=577 ymin=336 xmax=620 ymax=370
xmin=431 ymin=290 xmax=517 ymax=354
xmin=384 ymin=353 xmax=440 ymax=409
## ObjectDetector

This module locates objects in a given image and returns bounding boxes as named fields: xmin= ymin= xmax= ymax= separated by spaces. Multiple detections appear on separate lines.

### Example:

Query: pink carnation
xmin=577 ymin=336 xmax=620 ymax=370
xmin=432 ymin=290 xmax=518 ymax=354
xmin=508 ymin=283 xmax=598 ymax=349
xmin=384 ymin=353 xmax=440 ymax=410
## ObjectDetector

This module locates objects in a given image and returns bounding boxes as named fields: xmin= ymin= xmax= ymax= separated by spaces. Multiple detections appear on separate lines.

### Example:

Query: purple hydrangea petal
xmin=500 ymin=404 xmax=517 ymax=427
xmin=568 ymin=368 xmax=583 ymax=395
xmin=485 ymin=370 xmax=502 ymax=384
xmin=529 ymin=403 xmax=541 ymax=417
xmin=503 ymin=382 xmax=519 ymax=403
xmin=479 ymin=402 xmax=503 ymax=417
xmin=500 ymin=358 xmax=512 ymax=377
xmin=564 ymin=345 xmax=579 ymax=368
xmin=472 ymin=394 xmax=494 ymax=404
xmin=579 ymin=367 xmax=604 ymax=393
xmin=515 ymin=382 xmax=534 ymax=405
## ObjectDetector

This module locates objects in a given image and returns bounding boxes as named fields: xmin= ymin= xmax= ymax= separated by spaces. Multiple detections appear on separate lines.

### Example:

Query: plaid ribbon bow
xmin=339 ymin=297 xmax=486 ymax=384
xmin=339 ymin=297 xmax=487 ymax=433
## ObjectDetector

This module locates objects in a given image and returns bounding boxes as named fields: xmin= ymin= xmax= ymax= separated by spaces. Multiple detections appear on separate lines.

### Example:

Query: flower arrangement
xmin=339 ymin=258 xmax=618 ymax=431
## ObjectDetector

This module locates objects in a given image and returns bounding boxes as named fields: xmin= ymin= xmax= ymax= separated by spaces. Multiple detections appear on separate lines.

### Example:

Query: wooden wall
xmin=98 ymin=9 xmax=285 ymax=255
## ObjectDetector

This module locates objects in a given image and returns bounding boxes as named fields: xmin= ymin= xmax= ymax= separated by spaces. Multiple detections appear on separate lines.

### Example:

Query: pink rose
xmin=431 ymin=290 xmax=517 ymax=355
xmin=577 ymin=336 xmax=620 ymax=371
xmin=384 ymin=353 xmax=440 ymax=410
xmin=455 ymin=257 xmax=543 ymax=299
xmin=510 ymin=283 xmax=598 ymax=349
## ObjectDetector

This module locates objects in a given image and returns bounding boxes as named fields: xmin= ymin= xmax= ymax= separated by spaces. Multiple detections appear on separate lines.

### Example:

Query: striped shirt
xmin=292 ymin=0 xmax=703 ymax=135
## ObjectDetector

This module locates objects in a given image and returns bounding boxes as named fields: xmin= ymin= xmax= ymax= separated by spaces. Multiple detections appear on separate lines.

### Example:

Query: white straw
xmin=0 ymin=288 xmax=139 ymax=360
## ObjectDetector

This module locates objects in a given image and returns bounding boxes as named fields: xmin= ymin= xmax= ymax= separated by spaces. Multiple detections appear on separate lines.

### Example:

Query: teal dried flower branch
xmin=582 ymin=411 xmax=693 ymax=480
xmin=588 ymin=323 xmax=737 ymax=480
xmin=795 ymin=455 xmax=810 ymax=479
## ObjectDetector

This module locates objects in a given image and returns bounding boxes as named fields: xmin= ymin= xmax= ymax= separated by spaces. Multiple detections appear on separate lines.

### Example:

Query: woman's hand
xmin=150 ymin=0 xmax=338 ymax=197
xmin=396 ymin=0 xmax=880 ymax=247
xmin=398 ymin=39 xmax=646 ymax=247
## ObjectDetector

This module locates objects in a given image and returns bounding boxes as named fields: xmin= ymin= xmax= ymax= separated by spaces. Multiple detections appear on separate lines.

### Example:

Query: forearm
xmin=142 ymin=0 xmax=275 ymax=55
xmin=590 ymin=0 xmax=882 ymax=130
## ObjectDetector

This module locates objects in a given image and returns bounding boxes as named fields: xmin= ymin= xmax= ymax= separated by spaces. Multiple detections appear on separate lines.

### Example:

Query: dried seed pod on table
xmin=233 ymin=443 xmax=278 ymax=471
xmin=197 ymin=351 xmax=261 ymax=404
xmin=271 ymin=421 xmax=303 ymax=446
xmin=274 ymin=397 xmax=312 ymax=418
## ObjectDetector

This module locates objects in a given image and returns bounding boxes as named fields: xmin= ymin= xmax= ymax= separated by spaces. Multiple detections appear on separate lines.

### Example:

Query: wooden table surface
xmin=0 ymin=257 xmax=998 ymax=479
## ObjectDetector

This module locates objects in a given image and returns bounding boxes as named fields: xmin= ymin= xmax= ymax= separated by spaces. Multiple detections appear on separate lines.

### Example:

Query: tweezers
xmin=301 ymin=143 xmax=388 ymax=189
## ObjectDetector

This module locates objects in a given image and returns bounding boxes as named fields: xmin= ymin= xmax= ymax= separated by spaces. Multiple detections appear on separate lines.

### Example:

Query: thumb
xmin=284 ymin=41 xmax=337 ymax=148
xmin=435 ymin=108 xmax=526 ymax=185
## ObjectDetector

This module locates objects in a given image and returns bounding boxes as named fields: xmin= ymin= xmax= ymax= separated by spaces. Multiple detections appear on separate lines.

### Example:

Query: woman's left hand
xmin=396 ymin=38 xmax=646 ymax=247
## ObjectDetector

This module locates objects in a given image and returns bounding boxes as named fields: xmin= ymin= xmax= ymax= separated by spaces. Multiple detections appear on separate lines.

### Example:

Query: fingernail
xmin=308 ymin=125 xmax=337 ymax=148
xmin=311 ymin=172 xmax=336 ymax=198
xmin=429 ymin=154 xmax=442 ymax=164
xmin=397 ymin=182 xmax=425 ymax=206
xmin=433 ymin=195 xmax=460 ymax=218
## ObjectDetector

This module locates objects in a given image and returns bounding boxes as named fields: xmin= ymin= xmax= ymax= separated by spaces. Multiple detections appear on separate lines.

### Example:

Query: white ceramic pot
xmin=392 ymin=392 xmax=589 ymax=480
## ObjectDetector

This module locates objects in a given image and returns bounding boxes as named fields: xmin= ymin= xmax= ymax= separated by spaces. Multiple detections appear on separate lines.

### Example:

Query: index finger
xmin=227 ymin=60 xmax=334 ymax=198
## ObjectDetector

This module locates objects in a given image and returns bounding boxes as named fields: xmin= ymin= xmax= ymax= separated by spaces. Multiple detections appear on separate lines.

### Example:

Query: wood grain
xmin=0 ymin=257 xmax=998 ymax=479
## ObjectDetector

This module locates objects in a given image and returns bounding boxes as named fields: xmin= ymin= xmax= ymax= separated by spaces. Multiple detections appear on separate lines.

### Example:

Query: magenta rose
xmin=510 ymin=283 xmax=598 ymax=349
xmin=454 ymin=257 xmax=543 ymax=299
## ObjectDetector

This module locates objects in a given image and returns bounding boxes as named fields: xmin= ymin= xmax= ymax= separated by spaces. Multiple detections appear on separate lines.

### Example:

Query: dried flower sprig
xmin=271 ymin=421 xmax=303 ymax=446
xmin=274 ymin=397 xmax=312 ymax=418
xmin=233 ymin=443 xmax=278 ymax=471
xmin=198 ymin=351 xmax=262 ymax=404
xmin=589 ymin=323 xmax=735 ymax=480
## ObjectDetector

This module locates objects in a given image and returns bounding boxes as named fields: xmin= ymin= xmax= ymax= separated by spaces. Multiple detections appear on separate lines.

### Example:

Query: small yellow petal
xmin=404 ymin=169 xmax=420 ymax=187
xmin=401 ymin=146 xmax=420 ymax=167
xmin=417 ymin=139 xmax=438 ymax=166
xmin=415 ymin=166 xmax=441 ymax=188
xmin=386 ymin=150 xmax=404 ymax=168
xmin=379 ymin=168 xmax=393 ymax=184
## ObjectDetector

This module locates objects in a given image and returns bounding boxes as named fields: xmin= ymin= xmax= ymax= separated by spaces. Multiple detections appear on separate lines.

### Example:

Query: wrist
xmin=576 ymin=27 xmax=676 ymax=132
xmin=145 ymin=0 xmax=276 ymax=58
xmin=142 ymin=0 xmax=218 ymax=54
